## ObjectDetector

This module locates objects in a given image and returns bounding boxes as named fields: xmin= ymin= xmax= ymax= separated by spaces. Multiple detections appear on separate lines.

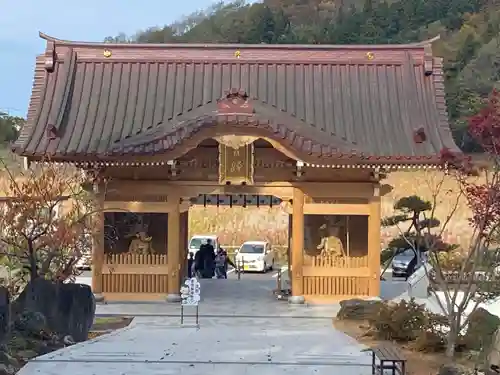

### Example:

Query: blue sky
xmin=0 ymin=0 xmax=234 ymax=117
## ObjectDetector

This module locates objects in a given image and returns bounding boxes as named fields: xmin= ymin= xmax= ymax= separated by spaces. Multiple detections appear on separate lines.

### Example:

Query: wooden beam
xmin=299 ymin=182 xmax=374 ymax=198
xmin=103 ymin=201 xmax=173 ymax=213
xmin=368 ymin=196 xmax=381 ymax=297
xmin=303 ymin=203 xmax=370 ymax=215
xmin=291 ymin=187 xmax=304 ymax=298
xmin=106 ymin=180 xmax=374 ymax=200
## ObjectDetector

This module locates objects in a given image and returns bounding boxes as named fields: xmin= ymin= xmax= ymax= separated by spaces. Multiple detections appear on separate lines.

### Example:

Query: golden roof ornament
xmin=366 ymin=52 xmax=374 ymax=60
xmin=234 ymin=50 xmax=241 ymax=59
xmin=103 ymin=49 xmax=112 ymax=58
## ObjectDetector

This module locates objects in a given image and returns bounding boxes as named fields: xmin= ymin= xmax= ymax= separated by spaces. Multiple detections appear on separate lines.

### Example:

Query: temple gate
xmin=12 ymin=33 xmax=460 ymax=303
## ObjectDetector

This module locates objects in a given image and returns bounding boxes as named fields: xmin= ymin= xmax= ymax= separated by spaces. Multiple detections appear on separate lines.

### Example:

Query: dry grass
xmin=189 ymin=206 xmax=289 ymax=246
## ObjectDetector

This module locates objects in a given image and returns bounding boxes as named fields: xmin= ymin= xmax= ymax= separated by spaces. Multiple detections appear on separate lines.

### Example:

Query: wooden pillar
xmin=368 ymin=186 xmax=381 ymax=297
xmin=167 ymin=199 xmax=181 ymax=302
xmin=290 ymin=187 xmax=305 ymax=303
xmin=179 ymin=211 xmax=189 ymax=280
xmin=91 ymin=189 xmax=104 ymax=301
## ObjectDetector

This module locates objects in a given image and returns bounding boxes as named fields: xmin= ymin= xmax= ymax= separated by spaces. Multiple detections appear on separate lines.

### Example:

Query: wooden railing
xmin=102 ymin=253 xmax=169 ymax=295
xmin=105 ymin=253 xmax=168 ymax=265
xmin=304 ymin=254 xmax=368 ymax=268
xmin=302 ymin=254 xmax=371 ymax=298
xmin=303 ymin=276 xmax=370 ymax=297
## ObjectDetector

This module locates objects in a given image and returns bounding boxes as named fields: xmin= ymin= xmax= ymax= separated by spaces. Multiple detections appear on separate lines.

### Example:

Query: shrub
xmin=368 ymin=299 xmax=428 ymax=341
xmin=367 ymin=299 xmax=448 ymax=352
xmin=463 ymin=307 xmax=500 ymax=352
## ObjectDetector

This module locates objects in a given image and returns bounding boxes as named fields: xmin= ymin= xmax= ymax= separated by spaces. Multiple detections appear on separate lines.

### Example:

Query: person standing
xmin=204 ymin=239 xmax=216 ymax=278
xmin=215 ymin=247 xmax=236 ymax=279
xmin=198 ymin=239 xmax=215 ymax=278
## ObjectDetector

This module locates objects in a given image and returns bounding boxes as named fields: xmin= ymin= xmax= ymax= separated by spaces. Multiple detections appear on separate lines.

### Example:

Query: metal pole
xmin=181 ymin=305 xmax=184 ymax=325
xmin=276 ymin=268 xmax=281 ymax=291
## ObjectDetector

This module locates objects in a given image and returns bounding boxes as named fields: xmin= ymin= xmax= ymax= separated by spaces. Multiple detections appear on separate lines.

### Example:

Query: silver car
xmin=391 ymin=249 xmax=417 ymax=278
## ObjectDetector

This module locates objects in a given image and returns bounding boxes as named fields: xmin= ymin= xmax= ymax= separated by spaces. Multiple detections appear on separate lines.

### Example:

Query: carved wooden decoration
xmin=216 ymin=89 xmax=254 ymax=115
xmin=219 ymin=141 xmax=254 ymax=185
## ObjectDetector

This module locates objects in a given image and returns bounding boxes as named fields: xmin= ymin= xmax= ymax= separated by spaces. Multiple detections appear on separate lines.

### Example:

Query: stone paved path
xmin=19 ymin=277 xmax=373 ymax=375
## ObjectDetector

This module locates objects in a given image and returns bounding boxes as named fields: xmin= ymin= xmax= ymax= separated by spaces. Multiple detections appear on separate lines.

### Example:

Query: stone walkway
xmin=19 ymin=277 xmax=373 ymax=375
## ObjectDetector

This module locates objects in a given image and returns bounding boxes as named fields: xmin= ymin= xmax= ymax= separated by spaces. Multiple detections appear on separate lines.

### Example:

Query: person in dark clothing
xmin=198 ymin=239 xmax=216 ymax=278
xmin=204 ymin=239 xmax=216 ymax=278
xmin=194 ymin=249 xmax=203 ymax=277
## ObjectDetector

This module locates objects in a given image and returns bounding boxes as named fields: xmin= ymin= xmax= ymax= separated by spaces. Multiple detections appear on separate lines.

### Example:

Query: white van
xmin=187 ymin=234 xmax=219 ymax=259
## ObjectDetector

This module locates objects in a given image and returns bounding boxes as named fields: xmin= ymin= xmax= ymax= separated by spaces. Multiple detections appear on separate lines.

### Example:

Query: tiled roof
xmin=13 ymin=33 xmax=459 ymax=164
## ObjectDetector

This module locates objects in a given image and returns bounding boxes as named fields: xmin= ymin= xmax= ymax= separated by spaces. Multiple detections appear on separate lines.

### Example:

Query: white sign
xmin=180 ymin=277 xmax=201 ymax=306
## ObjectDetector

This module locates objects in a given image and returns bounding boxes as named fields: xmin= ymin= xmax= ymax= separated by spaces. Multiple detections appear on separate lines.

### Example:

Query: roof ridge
xmin=39 ymin=32 xmax=440 ymax=50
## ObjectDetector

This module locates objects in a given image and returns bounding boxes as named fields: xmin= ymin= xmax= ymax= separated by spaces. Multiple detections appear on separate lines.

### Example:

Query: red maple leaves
xmin=464 ymin=182 xmax=500 ymax=231
xmin=468 ymin=89 xmax=500 ymax=154
xmin=440 ymin=89 xmax=500 ymax=234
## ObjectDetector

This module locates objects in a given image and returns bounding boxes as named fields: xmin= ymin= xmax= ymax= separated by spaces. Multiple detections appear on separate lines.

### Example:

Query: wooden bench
xmin=371 ymin=344 xmax=407 ymax=375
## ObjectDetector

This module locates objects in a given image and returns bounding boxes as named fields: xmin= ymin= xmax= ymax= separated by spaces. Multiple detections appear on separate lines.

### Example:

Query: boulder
xmin=464 ymin=307 xmax=500 ymax=351
xmin=0 ymin=288 xmax=9 ymax=343
xmin=13 ymin=279 xmax=96 ymax=342
xmin=336 ymin=299 xmax=382 ymax=320
xmin=56 ymin=282 xmax=96 ymax=342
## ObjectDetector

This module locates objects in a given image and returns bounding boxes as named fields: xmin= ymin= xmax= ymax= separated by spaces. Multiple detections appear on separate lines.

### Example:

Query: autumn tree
xmin=0 ymin=160 xmax=102 ymax=294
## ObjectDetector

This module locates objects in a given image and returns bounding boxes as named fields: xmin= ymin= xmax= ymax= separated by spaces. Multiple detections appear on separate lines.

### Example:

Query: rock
xmin=336 ymin=299 xmax=382 ymax=320
xmin=0 ymin=288 xmax=9 ymax=343
xmin=14 ymin=279 xmax=96 ymax=342
xmin=14 ymin=311 xmax=46 ymax=335
xmin=464 ymin=308 xmax=500 ymax=351
xmin=56 ymin=283 xmax=96 ymax=341
xmin=63 ymin=335 xmax=76 ymax=346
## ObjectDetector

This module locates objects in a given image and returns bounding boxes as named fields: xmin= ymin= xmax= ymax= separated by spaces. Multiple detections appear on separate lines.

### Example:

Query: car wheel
xmin=269 ymin=260 xmax=274 ymax=271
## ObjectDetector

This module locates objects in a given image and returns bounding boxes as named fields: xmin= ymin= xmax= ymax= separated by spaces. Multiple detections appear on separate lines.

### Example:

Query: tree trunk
xmin=27 ymin=241 xmax=38 ymax=280
xmin=446 ymin=326 xmax=457 ymax=358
